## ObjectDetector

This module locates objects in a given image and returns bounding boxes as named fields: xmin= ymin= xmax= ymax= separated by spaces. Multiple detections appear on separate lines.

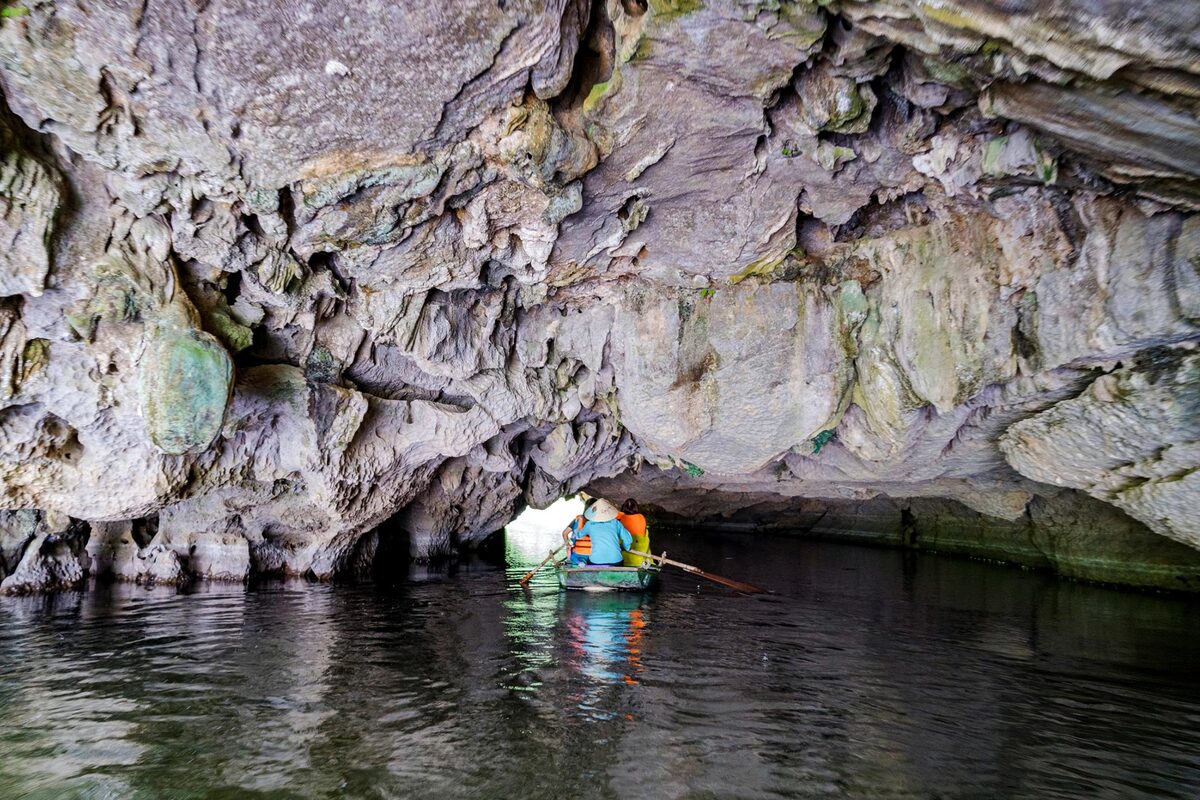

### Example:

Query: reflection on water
xmin=561 ymin=593 xmax=647 ymax=718
xmin=1 ymin=518 xmax=1199 ymax=799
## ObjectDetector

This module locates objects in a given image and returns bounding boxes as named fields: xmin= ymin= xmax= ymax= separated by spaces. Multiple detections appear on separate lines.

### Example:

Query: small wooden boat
xmin=556 ymin=561 xmax=661 ymax=591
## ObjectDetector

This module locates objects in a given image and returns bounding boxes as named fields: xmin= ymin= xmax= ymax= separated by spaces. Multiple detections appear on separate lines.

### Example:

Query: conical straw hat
xmin=584 ymin=498 xmax=619 ymax=522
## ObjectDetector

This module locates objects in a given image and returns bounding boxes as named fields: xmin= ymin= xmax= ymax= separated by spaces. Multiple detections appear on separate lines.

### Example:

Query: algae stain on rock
xmin=88 ymin=232 xmax=237 ymax=457
xmin=648 ymin=0 xmax=704 ymax=21
xmin=140 ymin=326 xmax=233 ymax=455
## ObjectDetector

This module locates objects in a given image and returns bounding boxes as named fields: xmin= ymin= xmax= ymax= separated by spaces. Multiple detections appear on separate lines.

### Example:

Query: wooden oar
xmin=519 ymin=546 xmax=565 ymax=585
xmin=624 ymin=549 xmax=765 ymax=594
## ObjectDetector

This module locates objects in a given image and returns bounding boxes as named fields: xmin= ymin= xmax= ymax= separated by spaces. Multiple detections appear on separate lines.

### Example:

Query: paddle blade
xmin=519 ymin=547 xmax=562 ymax=584
xmin=694 ymin=571 xmax=765 ymax=594
xmin=677 ymin=564 xmax=764 ymax=594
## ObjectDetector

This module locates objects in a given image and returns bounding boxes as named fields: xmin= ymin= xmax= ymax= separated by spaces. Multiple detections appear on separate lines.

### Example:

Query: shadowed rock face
xmin=0 ymin=0 xmax=1197 ymax=592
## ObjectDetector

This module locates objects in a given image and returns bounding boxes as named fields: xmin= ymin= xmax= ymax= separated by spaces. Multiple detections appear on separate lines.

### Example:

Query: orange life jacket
xmin=570 ymin=515 xmax=591 ymax=555
xmin=618 ymin=512 xmax=649 ymax=566
xmin=617 ymin=512 xmax=647 ymax=537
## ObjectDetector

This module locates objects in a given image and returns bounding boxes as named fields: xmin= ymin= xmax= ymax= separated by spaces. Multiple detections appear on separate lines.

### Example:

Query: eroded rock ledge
xmin=0 ymin=0 xmax=1197 ymax=593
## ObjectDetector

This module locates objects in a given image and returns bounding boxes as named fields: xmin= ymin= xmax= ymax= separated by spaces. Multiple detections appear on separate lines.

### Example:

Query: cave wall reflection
xmin=0 ymin=525 xmax=1198 ymax=798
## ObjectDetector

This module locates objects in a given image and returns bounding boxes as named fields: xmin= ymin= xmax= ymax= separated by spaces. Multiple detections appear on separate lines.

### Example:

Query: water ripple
xmin=1 ymin=534 xmax=1199 ymax=799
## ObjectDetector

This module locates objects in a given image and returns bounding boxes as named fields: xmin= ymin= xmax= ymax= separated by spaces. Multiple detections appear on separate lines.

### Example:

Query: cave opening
xmin=504 ymin=495 xmax=585 ymax=564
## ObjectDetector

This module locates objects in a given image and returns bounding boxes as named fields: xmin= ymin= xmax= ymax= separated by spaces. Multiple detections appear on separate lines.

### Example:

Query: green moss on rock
xmin=19 ymin=337 xmax=47 ymax=384
xmin=809 ymin=429 xmax=835 ymax=454
xmin=583 ymin=69 xmax=624 ymax=115
xmin=206 ymin=306 xmax=254 ymax=353
xmin=141 ymin=327 xmax=233 ymax=455
xmin=305 ymin=344 xmax=340 ymax=384
xmin=920 ymin=57 xmax=971 ymax=86
xmin=730 ymin=254 xmax=787 ymax=285
xmin=649 ymin=0 xmax=703 ymax=21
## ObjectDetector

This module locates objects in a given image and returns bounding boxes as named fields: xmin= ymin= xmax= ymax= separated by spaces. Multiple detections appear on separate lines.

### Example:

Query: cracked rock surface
xmin=0 ymin=0 xmax=1197 ymax=592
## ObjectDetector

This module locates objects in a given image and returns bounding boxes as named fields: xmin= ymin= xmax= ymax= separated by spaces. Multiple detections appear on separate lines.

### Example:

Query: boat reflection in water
xmin=503 ymin=513 xmax=649 ymax=720
xmin=1 ymin=502 xmax=1199 ymax=799
xmin=560 ymin=592 xmax=648 ymax=718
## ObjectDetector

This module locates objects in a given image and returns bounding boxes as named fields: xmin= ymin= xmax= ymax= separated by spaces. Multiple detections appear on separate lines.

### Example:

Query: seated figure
xmin=618 ymin=499 xmax=650 ymax=567
xmin=563 ymin=498 xmax=597 ymax=565
xmin=578 ymin=499 xmax=632 ymax=566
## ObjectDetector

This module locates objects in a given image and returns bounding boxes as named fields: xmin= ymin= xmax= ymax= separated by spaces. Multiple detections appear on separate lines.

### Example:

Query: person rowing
xmin=563 ymin=497 xmax=597 ymax=565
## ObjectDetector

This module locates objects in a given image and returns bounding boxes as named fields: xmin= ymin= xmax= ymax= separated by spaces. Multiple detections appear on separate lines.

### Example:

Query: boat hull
xmin=556 ymin=563 xmax=660 ymax=591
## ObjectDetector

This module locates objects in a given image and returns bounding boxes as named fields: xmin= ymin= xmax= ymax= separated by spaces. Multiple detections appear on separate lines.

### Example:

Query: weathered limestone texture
xmin=1002 ymin=350 xmax=1200 ymax=549
xmin=0 ymin=1 xmax=1196 ymax=591
xmin=0 ymin=510 xmax=89 ymax=594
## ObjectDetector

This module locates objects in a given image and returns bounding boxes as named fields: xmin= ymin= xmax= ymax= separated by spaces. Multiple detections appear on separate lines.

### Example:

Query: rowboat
xmin=556 ymin=561 xmax=661 ymax=591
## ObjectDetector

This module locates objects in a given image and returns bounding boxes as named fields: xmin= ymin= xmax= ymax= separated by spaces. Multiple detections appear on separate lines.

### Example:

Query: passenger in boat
xmin=618 ymin=499 xmax=650 ymax=567
xmin=580 ymin=499 xmax=633 ymax=567
xmin=564 ymin=497 xmax=597 ymax=565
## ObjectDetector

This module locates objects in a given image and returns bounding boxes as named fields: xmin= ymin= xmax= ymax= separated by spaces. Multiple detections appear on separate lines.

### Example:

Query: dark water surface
xmin=2 ymin=526 xmax=1200 ymax=800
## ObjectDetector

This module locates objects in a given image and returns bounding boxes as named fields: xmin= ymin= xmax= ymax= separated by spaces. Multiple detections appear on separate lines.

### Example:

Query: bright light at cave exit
xmin=505 ymin=496 xmax=585 ymax=562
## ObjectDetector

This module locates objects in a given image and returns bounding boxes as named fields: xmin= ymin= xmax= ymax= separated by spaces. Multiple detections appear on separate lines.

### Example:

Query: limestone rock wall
xmin=0 ymin=1 xmax=1196 ymax=591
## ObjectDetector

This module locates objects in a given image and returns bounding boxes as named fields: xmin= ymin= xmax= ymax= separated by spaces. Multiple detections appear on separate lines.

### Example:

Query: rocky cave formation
xmin=0 ymin=0 xmax=1197 ymax=594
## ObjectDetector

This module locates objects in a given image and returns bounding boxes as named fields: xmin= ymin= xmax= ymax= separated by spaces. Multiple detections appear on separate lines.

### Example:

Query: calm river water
xmin=2 ymin=517 xmax=1199 ymax=799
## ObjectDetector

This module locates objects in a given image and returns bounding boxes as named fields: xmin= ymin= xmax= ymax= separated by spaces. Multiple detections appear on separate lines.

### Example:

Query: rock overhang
xmin=0 ymin=0 xmax=1196 ymax=592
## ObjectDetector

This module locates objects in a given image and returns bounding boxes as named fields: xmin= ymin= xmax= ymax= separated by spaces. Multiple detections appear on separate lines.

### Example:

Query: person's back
xmin=585 ymin=519 xmax=632 ymax=565
xmin=564 ymin=498 xmax=598 ymax=565
xmin=581 ymin=500 xmax=632 ymax=566
xmin=618 ymin=499 xmax=650 ymax=567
